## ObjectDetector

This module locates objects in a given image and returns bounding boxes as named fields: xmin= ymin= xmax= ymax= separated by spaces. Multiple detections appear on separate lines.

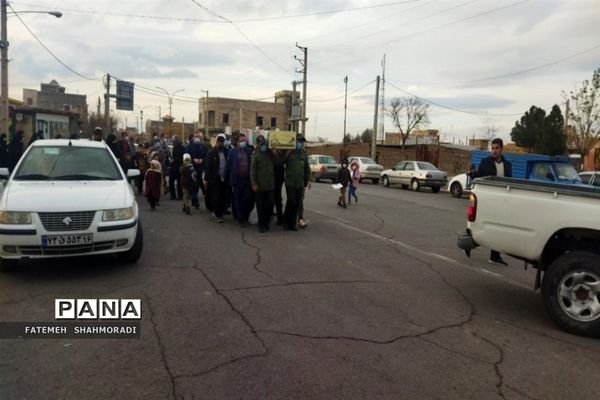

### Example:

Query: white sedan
xmin=381 ymin=161 xmax=448 ymax=193
xmin=0 ymin=139 xmax=143 ymax=272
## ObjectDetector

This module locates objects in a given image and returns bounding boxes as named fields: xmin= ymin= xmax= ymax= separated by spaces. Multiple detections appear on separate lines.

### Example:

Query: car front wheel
xmin=542 ymin=251 xmax=600 ymax=337
xmin=118 ymin=221 xmax=144 ymax=263
xmin=382 ymin=176 xmax=390 ymax=187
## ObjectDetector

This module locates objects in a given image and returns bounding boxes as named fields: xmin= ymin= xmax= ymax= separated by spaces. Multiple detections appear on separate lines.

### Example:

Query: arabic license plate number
xmin=42 ymin=234 xmax=93 ymax=247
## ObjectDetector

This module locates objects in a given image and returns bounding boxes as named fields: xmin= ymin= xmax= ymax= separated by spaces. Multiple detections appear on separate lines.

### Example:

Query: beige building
xmin=145 ymin=115 xmax=196 ymax=142
xmin=198 ymin=90 xmax=299 ymax=137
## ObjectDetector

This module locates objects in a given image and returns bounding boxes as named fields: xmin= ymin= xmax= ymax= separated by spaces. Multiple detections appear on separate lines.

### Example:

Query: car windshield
xmin=417 ymin=162 xmax=438 ymax=171
xmin=360 ymin=158 xmax=377 ymax=165
xmin=319 ymin=156 xmax=336 ymax=164
xmin=554 ymin=163 xmax=582 ymax=183
xmin=13 ymin=146 xmax=123 ymax=181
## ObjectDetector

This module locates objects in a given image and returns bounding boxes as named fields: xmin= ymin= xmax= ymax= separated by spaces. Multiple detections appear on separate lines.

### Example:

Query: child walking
xmin=336 ymin=159 xmax=351 ymax=208
xmin=348 ymin=159 xmax=360 ymax=204
xmin=180 ymin=153 xmax=194 ymax=214
xmin=144 ymin=160 xmax=162 ymax=211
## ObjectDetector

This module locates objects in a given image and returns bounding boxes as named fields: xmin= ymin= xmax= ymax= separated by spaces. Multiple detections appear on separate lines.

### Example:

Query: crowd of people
xmin=93 ymin=126 xmax=313 ymax=233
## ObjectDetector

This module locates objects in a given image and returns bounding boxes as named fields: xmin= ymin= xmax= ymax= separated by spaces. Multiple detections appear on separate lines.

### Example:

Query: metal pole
xmin=0 ymin=0 xmax=8 ymax=138
xmin=140 ymin=110 xmax=143 ymax=135
xmin=292 ymin=80 xmax=298 ymax=134
xmin=204 ymin=90 xmax=209 ymax=140
xmin=343 ymin=76 xmax=348 ymax=151
xmin=371 ymin=76 xmax=380 ymax=160
xmin=301 ymin=48 xmax=307 ymax=135
xmin=104 ymin=74 xmax=110 ymax=136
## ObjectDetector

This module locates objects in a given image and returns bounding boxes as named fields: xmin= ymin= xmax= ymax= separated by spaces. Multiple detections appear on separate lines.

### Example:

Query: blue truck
xmin=448 ymin=150 xmax=582 ymax=198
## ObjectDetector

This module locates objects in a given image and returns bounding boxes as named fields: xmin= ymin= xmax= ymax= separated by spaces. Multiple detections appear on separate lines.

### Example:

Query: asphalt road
xmin=1 ymin=181 xmax=599 ymax=399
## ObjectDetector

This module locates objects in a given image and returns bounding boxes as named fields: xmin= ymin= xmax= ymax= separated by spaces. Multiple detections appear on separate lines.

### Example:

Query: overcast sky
xmin=6 ymin=0 xmax=600 ymax=143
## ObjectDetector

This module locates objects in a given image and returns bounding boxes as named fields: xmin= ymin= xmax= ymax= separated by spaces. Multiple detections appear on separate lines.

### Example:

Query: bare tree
xmin=478 ymin=115 xmax=503 ymax=147
xmin=388 ymin=97 xmax=430 ymax=157
xmin=562 ymin=68 xmax=600 ymax=160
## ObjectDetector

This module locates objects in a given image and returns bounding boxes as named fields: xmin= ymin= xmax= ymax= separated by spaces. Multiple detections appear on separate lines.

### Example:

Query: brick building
xmin=198 ymin=90 xmax=299 ymax=137
xmin=145 ymin=115 xmax=196 ymax=142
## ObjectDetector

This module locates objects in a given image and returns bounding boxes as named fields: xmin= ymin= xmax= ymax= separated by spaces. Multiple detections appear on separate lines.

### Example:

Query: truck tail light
xmin=467 ymin=194 xmax=477 ymax=222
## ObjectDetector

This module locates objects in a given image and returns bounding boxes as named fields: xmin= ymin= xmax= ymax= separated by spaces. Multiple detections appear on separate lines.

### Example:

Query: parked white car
xmin=0 ymin=139 xmax=143 ymax=272
xmin=381 ymin=161 xmax=448 ymax=193
xmin=347 ymin=156 xmax=383 ymax=184
xmin=448 ymin=173 xmax=472 ymax=198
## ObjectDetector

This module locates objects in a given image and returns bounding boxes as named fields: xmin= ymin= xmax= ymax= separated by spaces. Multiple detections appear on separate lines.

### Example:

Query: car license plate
xmin=42 ymin=234 xmax=93 ymax=247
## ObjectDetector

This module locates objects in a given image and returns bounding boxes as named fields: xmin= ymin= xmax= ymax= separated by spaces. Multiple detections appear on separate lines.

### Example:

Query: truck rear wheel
xmin=542 ymin=251 xmax=600 ymax=337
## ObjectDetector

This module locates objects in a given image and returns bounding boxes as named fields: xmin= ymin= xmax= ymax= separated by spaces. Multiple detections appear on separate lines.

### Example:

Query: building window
xmin=256 ymin=116 xmax=264 ymax=127
xmin=208 ymin=110 xmax=215 ymax=127
xmin=270 ymin=117 xmax=277 ymax=128
xmin=223 ymin=113 xmax=229 ymax=124
xmin=27 ymin=98 xmax=33 ymax=106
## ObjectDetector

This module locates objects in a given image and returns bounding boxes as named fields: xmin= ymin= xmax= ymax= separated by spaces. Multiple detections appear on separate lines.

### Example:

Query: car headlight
xmin=0 ymin=211 xmax=32 ymax=225
xmin=102 ymin=207 xmax=134 ymax=221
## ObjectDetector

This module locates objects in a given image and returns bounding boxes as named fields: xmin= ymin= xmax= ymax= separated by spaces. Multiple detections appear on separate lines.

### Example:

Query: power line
xmin=386 ymin=80 xmax=521 ymax=117
xmin=310 ymin=0 xmax=478 ymax=52
xmin=11 ymin=0 xmax=422 ymax=24
xmin=309 ymin=80 xmax=376 ymax=102
xmin=8 ymin=4 xmax=101 ymax=81
xmin=312 ymin=0 xmax=530 ymax=66
xmin=189 ymin=0 xmax=291 ymax=76
xmin=392 ymin=42 xmax=600 ymax=85
xmin=233 ymin=0 xmax=422 ymax=23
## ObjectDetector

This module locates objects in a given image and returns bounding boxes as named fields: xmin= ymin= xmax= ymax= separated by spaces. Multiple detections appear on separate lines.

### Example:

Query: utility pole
xmin=291 ymin=80 xmax=298 ymax=134
xmin=0 ymin=0 xmax=8 ymax=139
xmin=295 ymin=43 xmax=308 ymax=135
xmin=204 ymin=90 xmax=209 ymax=140
xmin=343 ymin=76 xmax=348 ymax=153
xmin=140 ymin=110 xmax=144 ymax=135
xmin=371 ymin=76 xmax=380 ymax=160
xmin=379 ymin=54 xmax=386 ymax=144
xmin=104 ymin=74 xmax=111 ymax=135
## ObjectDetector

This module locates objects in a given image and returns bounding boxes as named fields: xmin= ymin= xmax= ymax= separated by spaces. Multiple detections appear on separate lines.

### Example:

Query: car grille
xmin=18 ymin=241 xmax=115 ymax=256
xmin=38 ymin=211 xmax=97 ymax=232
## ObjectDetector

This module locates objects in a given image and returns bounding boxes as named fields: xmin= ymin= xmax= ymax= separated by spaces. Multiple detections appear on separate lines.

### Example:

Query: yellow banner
xmin=269 ymin=131 xmax=296 ymax=149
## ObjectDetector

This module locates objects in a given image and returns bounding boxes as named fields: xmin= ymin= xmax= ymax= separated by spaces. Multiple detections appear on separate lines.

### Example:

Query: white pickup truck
xmin=458 ymin=176 xmax=600 ymax=337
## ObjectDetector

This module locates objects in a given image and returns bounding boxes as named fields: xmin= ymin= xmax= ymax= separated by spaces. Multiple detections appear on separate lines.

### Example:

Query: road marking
xmin=480 ymin=268 xmax=503 ymax=278
xmin=307 ymin=208 xmax=532 ymax=291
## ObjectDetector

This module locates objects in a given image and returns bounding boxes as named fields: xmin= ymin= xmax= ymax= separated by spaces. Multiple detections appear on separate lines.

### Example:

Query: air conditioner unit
xmin=63 ymin=104 xmax=71 ymax=111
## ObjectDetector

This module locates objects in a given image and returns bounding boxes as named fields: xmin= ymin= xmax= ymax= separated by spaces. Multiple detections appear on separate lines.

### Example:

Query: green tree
xmin=511 ymin=105 xmax=546 ymax=152
xmin=563 ymin=67 xmax=600 ymax=158
xmin=360 ymin=128 xmax=373 ymax=143
xmin=538 ymin=105 xmax=567 ymax=155
xmin=343 ymin=133 xmax=352 ymax=143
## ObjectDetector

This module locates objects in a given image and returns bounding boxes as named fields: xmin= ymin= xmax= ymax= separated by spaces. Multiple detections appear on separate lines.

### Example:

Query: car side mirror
xmin=0 ymin=168 xmax=9 ymax=177
xmin=127 ymin=169 xmax=141 ymax=178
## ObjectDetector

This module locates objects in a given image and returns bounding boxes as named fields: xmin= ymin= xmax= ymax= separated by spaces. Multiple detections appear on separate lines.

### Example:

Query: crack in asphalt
xmin=167 ymin=265 xmax=269 ymax=381
xmin=470 ymin=331 xmax=506 ymax=399
xmin=224 ymin=226 xmax=284 ymax=283
xmin=220 ymin=280 xmax=398 ymax=292
xmin=477 ymin=315 xmax=600 ymax=359
xmin=145 ymin=293 xmax=179 ymax=400
xmin=504 ymin=384 xmax=539 ymax=400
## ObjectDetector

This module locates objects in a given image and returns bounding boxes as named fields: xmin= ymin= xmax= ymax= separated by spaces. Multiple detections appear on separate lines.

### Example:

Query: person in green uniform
xmin=283 ymin=135 xmax=311 ymax=231
xmin=251 ymin=135 xmax=276 ymax=233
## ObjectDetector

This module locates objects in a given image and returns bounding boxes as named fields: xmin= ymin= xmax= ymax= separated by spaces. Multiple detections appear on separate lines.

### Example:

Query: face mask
xmin=260 ymin=144 xmax=267 ymax=152
xmin=342 ymin=164 xmax=348 ymax=168
xmin=239 ymin=141 xmax=247 ymax=149
xmin=225 ymin=140 xmax=231 ymax=147
xmin=296 ymin=142 xmax=303 ymax=151
xmin=194 ymin=138 xmax=200 ymax=144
